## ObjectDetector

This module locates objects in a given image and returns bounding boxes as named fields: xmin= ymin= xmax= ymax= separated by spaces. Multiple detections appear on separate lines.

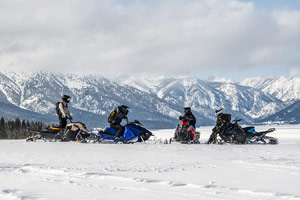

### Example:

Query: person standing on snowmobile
xmin=109 ymin=105 xmax=129 ymax=140
xmin=179 ymin=107 xmax=196 ymax=129
xmin=57 ymin=95 xmax=72 ymax=134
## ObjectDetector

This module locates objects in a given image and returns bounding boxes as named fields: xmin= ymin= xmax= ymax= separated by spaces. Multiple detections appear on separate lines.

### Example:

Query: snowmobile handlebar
xmin=232 ymin=119 xmax=242 ymax=123
xmin=126 ymin=120 xmax=143 ymax=126
xmin=66 ymin=117 xmax=73 ymax=123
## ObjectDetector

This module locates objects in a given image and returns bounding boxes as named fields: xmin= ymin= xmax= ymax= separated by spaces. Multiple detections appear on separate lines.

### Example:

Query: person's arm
xmin=121 ymin=113 xmax=128 ymax=123
xmin=189 ymin=114 xmax=196 ymax=125
xmin=67 ymin=109 xmax=72 ymax=120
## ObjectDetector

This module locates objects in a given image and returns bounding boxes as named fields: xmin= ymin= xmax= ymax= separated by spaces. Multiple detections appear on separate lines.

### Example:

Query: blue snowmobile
xmin=78 ymin=120 xmax=153 ymax=144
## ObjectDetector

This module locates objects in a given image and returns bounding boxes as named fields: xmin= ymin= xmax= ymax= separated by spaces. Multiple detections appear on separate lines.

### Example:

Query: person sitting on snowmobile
xmin=179 ymin=107 xmax=196 ymax=129
xmin=109 ymin=105 xmax=129 ymax=140
xmin=57 ymin=95 xmax=73 ymax=135
xmin=207 ymin=109 xmax=231 ymax=144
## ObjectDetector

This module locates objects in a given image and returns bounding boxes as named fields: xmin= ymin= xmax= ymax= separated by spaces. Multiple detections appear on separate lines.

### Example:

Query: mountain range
xmin=0 ymin=71 xmax=299 ymax=128
xmin=259 ymin=100 xmax=300 ymax=124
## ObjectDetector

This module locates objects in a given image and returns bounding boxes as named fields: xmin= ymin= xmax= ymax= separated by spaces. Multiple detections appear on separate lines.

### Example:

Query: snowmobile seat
xmin=249 ymin=131 xmax=266 ymax=137
xmin=242 ymin=127 xmax=265 ymax=137
xmin=50 ymin=125 xmax=61 ymax=130
xmin=243 ymin=126 xmax=255 ymax=133
xmin=103 ymin=127 xmax=117 ymax=135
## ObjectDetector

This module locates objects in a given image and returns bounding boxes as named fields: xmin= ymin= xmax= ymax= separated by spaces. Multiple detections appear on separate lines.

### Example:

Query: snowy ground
xmin=0 ymin=125 xmax=300 ymax=200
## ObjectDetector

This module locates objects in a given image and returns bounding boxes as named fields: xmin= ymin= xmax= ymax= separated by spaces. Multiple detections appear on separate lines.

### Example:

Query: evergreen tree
xmin=15 ymin=117 xmax=21 ymax=131
xmin=22 ymin=120 xmax=26 ymax=129
xmin=26 ymin=120 xmax=31 ymax=129
xmin=0 ymin=117 xmax=48 ymax=139
xmin=0 ymin=117 xmax=5 ymax=129
xmin=0 ymin=117 xmax=7 ymax=139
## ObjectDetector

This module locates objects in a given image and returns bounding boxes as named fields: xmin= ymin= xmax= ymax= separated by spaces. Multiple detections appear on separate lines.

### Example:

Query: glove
xmin=179 ymin=116 xmax=183 ymax=120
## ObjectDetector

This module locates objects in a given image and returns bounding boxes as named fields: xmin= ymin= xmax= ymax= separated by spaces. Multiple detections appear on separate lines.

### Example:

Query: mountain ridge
xmin=0 ymin=71 xmax=299 ymax=127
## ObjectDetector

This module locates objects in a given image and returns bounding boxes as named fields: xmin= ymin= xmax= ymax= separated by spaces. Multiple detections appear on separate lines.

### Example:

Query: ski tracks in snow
xmin=1 ymin=152 xmax=300 ymax=200
xmin=1 ymin=128 xmax=300 ymax=200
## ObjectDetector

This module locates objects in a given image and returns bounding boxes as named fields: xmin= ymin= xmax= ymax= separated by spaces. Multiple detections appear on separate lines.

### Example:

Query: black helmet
xmin=62 ymin=95 xmax=71 ymax=103
xmin=118 ymin=105 xmax=129 ymax=115
xmin=184 ymin=107 xmax=191 ymax=114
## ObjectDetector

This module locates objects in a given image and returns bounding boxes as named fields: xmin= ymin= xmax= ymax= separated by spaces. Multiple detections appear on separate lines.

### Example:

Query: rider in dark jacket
xmin=179 ymin=107 xmax=196 ymax=129
xmin=110 ymin=105 xmax=129 ymax=140
xmin=207 ymin=109 xmax=231 ymax=144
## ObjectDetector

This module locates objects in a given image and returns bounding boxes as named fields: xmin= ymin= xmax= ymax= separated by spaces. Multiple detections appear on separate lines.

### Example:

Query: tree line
xmin=0 ymin=117 xmax=48 ymax=139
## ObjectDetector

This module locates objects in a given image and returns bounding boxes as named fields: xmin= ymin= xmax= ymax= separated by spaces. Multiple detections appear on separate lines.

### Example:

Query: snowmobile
xmin=216 ymin=119 xmax=247 ymax=144
xmin=26 ymin=121 xmax=90 ymax=142
xmin=208 ymin=119 xmax=277 ymax=145
xmin=26 ymin=125 xmax=61 ymax=142
xmin=87 ymin=120 xmax=153 ymax=144
xmin=169 ymin=119 xmax=200 ymax=144
xmin=242 ymin=126 xmax=277 ymax=144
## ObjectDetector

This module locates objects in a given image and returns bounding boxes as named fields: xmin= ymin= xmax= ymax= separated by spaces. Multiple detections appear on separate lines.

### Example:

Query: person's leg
xmin=116 ymin=126 xmax=125 ymax=138
xmin=59 ymin=117 xmax=67 ymax=135
xmin=207 ymin=132 xmax=214 ymax=144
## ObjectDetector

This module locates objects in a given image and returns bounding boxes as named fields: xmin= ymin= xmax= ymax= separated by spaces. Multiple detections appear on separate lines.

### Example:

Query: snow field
xmin=0 ymin=125 xmax=300 ymax=200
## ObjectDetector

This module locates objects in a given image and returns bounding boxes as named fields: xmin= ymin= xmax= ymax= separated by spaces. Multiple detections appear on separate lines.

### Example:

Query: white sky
xmin=0 ymin=0 xmax=300 ymax=79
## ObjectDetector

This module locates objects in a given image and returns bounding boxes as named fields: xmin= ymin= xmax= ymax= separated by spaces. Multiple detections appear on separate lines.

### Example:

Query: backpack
xmin=55 ymin=102 xmax=61 ymax=115
xmin=221 ymin=113 xmax=231 ymax=123
xmin=108 ymin=109 xmax=117 ymax=123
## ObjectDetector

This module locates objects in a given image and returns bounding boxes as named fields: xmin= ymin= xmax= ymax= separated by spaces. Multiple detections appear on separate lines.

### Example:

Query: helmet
xmin=118 ymin=105 xmax=129 ymax=115
xmin=62 ymin=95 xmax=71 ymax=103
xmin=215 ymin=108 xmax=223 ymax=115
xmin=184 ymin=107 xmax=191 ymax=114
xmin=215 ymin=109 xmax=224 ymax=119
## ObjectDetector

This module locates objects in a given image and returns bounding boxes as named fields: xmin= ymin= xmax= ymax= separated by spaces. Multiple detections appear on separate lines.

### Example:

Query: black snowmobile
xmin=169 ymin=119 xmax=200 ymax=144
xmin=208 ymin=117 xmax=277 ymax=145
xmin=208 ymin=119 xmax=247 ymax=144
xmin=26 ymin=121 xmax=90 ymax=142
xmin=26 ymin=125 xmax=61 ymax=142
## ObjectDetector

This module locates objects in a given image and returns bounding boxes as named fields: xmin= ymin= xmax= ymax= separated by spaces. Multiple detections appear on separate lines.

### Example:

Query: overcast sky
xmin=0 ymin=0 xmax=300 ymax=80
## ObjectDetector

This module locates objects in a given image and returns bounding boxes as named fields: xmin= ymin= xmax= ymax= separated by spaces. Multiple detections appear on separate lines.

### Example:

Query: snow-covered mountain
xmin=120 ymin=75 xmax=286 ymax=121
xmin=240 ymin=77 xmax=300 ymax=102
xmin=0 ymin=71 xmax=297 ymax=127
xmin=260 ymin=100 xmax=300 ymax=124
xmin=0 ymin=72 xmax=215 ymax=128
